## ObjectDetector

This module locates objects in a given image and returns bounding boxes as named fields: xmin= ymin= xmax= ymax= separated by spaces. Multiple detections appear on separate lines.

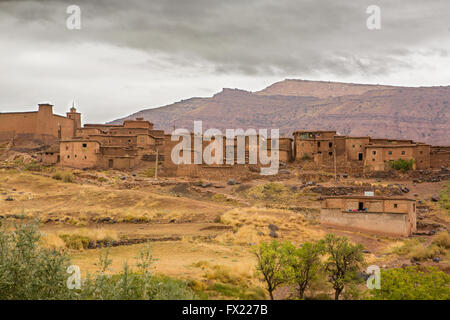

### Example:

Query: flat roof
xmin=60 ymin=139 xmax=101 ymax=143
xmin=324 ymin=195 xmax=415 ymax=201
xmin=84 ymin=124 xmax=123 ymax=127
xmin=365 ymin=144 xmax=421 ymax=148
xmin=293 ymin=130 xmax=336 ymax=134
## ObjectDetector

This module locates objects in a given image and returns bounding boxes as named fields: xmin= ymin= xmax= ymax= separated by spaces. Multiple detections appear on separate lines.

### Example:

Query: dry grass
xmin=215 ymin=207 xmax=324 ymax=245
xmin=0 ymin=170 xmax=230 ymax=223
xmin=433 ymin=231 xmax=450 ymax=249
xmin=39 ymin=232 xmax=66 ymax=250
xmin=387 ymin=236 xmax=449 ymax=262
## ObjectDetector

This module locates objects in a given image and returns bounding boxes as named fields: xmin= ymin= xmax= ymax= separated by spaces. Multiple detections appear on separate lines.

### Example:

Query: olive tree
xmin=283 ymin=241 xmax=324 ymax=299
xmin=323 ymin=234 xmax=364 ymax=300
xmin=253 ymin=240 xmax=290 ymax=300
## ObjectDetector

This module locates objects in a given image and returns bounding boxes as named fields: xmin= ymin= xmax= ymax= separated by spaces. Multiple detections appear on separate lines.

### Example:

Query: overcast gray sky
xmin=0 ymin=0 xmax=449 ymax=123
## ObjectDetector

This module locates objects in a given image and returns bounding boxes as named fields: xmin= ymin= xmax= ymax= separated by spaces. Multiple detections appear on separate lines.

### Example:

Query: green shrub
xmin=369 ymin=266 xmax=450 ymax=300
xmin=0 ymin=223 xmax=196 ymax=300
xmin=0 ymin=222 xmax=74 ymax=299
xmin=438 ymin=182 xmax=450 ymax=212
xmin=390 ymin=159 xmax=414 ymax=172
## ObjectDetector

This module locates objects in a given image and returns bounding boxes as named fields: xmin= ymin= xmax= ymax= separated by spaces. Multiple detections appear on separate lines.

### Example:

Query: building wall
xmin=345 ymin=137 xmax=370 ymax=161
xmin=0 ymin=104 xmax=77 ymax=145
xmin=60 ymin=141 xmax=100 ymax=168
xmin=364 ymin=145 xmax=431 ymax=171
xmin=321 ymin=197 xmax=416 ymax=236
xmin=430 ymin=146 xmax=450 ymax=169
xmin=414 ymin=144 xmax=431 ymax=169
xmin=321 ymin=208 xmax=410 ymax=236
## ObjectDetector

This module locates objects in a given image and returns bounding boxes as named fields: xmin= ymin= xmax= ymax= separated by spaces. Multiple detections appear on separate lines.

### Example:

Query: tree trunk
xmin=269 ymin=290 xmax=274 ymax=300
xmin=298 ymin=285 xmax=306 ymax=300
xmin=334 ymin=288 xmax=342 ymax=300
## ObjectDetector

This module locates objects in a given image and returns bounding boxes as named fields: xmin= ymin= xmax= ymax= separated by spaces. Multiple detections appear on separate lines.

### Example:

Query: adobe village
xmin=1 ymin=99 xmax=449 ymax=299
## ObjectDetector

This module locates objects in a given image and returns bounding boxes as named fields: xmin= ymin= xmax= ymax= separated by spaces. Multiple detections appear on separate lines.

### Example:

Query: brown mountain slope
xmin=109 ymin=80 xmax=450 ymax=146
xmin=256 ymin=79 xmax=398 ymax=98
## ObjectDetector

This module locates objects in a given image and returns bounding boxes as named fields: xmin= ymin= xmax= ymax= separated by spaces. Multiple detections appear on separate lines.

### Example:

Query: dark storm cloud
xmin=1 ymin=0 xmax=449 ymax=77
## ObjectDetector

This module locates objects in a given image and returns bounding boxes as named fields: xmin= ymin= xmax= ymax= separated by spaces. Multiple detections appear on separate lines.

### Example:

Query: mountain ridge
xmin=109 ymin=79 xmax=450 ymax=146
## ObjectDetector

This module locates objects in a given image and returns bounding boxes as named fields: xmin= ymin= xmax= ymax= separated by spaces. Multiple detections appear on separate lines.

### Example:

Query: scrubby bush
xmin=390 ymin=159 xmax=414 ymax=172
xmin=52 ymin=171 xmax=74 ymax=183
xmin=0 ymin=222 xmax=74 ymax=299
xmin=0 ymin=222 xmax=196 ymax=300
xmin=369 ymin=267 xmax=450 ymax=300
xmin=438 ymin=182 xmax=450 ymax=211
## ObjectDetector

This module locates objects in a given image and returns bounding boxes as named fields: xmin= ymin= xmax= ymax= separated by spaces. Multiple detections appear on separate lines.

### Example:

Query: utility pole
xmin=334 ymin=144 xmax=337 ymax=181
xmin=154 ymin=149 xmax=159 ymax=180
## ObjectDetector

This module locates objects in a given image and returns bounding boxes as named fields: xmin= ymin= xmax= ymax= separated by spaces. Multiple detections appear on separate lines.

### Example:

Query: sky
xmin=0 ymin=0 xmax=449 ymax=123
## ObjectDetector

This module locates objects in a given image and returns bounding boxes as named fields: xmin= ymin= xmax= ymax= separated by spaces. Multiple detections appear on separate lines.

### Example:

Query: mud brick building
xmin=162 ymin=132 xmax=292 ymax=179
xmin=293 ymin=130 xmax=446 ymax=172
xmin=0 ymin=103 xmax=81 ymax=147
xmin=321 ymin=195 xmax=417 ymax=237
xmin=60 ymin=118 xmax=164 ymax=170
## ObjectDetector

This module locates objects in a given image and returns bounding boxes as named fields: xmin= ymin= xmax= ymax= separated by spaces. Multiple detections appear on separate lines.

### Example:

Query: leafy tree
xmin=253 ymin=240 xmax=289 ymax=300
xmin=323 ymin=234 xmax=364 ymax=300
xmin=369 ymin=266 xmax=450 ymax=300
xmin=283 ymin=241 xmax=324 ymax=299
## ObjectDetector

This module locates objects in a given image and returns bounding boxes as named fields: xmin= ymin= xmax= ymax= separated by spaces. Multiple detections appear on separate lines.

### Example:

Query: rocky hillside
xmin=110 ymin=79 xmax=450 ymax=146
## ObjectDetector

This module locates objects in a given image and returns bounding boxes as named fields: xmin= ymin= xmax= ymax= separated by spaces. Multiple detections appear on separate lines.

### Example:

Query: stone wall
xmin=320 ymin=208 xmax=410 ymax=236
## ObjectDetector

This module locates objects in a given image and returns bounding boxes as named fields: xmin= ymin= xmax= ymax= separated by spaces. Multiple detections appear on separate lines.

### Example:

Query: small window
xmin=318 ymin=141 xmax=321 ymax=147
xmin=82 ymin=143 xmax=87 ymax=148
xmin=329 ymin=142 xmax=332 ymax=148
xmin=401 ymin=151 xmax=405 ymax=155
xmin=419 ymin=151 xmax=423 ymax=154
xmin=388 ymin=151 xmax=392 ymax=155
xmin=352 ymin=145 xmax=355 ymax=148
xmin=329 ymin=152 xmax=333 ymax=156
xmin=74 ymin=154 xmax=77 ymax=158
xmin=372 ymin=158 xmax=375 ymax=161
xmin=67 ymin=155 xmax=70 ymax=159
xmin=372 ymin=151 xmax=376 ymax=155
xmin=394 ymin=204 xmax=398 ymax=208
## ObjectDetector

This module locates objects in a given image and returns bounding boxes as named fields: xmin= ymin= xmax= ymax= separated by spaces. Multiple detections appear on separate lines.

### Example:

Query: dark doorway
xmin=358 ymin=202 xmax=364 ymax=211
xmin=358 ymin=153 xmax=363 ymax=161
xmin=108 ymin=159 xmax=113 ymax=168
